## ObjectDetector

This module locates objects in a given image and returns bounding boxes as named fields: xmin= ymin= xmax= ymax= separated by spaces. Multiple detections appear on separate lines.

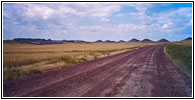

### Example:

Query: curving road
xmin=3 ymin=44 xmax=192 ymax=97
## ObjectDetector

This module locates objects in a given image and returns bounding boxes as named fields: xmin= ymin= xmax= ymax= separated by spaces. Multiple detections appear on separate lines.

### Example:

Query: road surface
xmin=3 ymin=44 xmax=192 ymax=97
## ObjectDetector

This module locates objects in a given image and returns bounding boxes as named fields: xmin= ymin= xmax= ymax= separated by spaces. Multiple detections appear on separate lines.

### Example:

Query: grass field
xmin=3 ymin=42 xmax=157 ymax=80
xmin=165 ymin=42 xmax=192 ymax=71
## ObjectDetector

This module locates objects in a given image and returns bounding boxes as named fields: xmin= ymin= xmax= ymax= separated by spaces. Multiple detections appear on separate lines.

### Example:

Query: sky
xmin=3 ymin=3 xmax=192 ymax=41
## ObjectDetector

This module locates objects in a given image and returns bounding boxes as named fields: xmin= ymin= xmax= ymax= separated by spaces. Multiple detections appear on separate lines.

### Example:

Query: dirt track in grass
xmin=3 ymin=44 xmax=192 ymax=97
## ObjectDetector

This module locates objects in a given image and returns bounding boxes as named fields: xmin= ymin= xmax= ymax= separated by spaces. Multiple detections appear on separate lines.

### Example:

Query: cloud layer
xmin=3 ymin=3 xmax=192 ymax=41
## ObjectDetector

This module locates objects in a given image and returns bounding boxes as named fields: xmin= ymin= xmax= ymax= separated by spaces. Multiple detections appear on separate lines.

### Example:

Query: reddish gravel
xmin=3 ymin=44 xmax=192 ymax=97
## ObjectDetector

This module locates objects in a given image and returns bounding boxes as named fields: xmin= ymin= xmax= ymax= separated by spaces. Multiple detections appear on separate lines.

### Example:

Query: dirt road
xmin=3 ymin=44 xmax=192 ymax=97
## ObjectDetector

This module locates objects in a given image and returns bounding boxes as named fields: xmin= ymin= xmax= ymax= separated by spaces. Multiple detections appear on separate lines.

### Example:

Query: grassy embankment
xmin=165 ymin=42 xmax=192 ymax=71
xmin=3 ymin=41 xmax=157 ymax=80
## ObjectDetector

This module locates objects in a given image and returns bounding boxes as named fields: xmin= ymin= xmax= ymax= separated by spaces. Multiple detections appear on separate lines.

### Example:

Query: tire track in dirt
xmin=81 ymin=45 xmax=156 ymax=97
xmin=3 ymin=44 xmax=192 ymax=97
xmin=113 ymin=46 xmax=157 ymax=97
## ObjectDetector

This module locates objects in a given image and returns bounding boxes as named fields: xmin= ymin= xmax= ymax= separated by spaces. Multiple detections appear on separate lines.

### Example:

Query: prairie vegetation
xmin=165 ymin=42 xmax=192 ymax=71
xmin=3 ymin=42 xmax=156 ymax=80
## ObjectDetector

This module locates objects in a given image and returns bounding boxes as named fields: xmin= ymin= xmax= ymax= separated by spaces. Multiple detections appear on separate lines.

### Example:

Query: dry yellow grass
xmin=3 ymin=42 xmax=157 ymax=80
xmin=171 ymin=41 xmax=192 ymax=46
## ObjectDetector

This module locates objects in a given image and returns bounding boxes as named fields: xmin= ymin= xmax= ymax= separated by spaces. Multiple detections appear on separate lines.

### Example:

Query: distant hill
xmin=63 ymin=40 xmax=86 ymax=43
xmin=8 ymin=38 xmax=184 ymax=44
xmin=74 ymin=40 xmax=86 ymax=43
xmin=95 ymin=40 xmax=103 ymax=42
xmin=13 ymin=38 xmax=88 ymax=44
xmin=141 ymin=39 xmax=153 ymax=43
xmin=104 ymin=40 xmax=116 ymax=43
xmin=128 ymin=38 xmax=140 ymax=42
xmin=3 ymin=40 xmax=27 ymax=44
xmin=62 ymin=40 xmax=75 ymax=43
xmin=183 ymin=37 xmax=192 ymax=41
xmin=13 ymin=38 xmax=64 ymax=44
xmin=157 ymin=39 xmax=169 ymax=42
xmin=118 ymin=40 xmax=125 ymax=42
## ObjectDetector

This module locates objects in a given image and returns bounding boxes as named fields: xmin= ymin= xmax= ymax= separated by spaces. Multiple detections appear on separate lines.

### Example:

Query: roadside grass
xmin=165 ymin=42 xmax=192 ymax=71
xmin=3 ymin=61 xmax=66 ymax=80
xmin=3 ymin=42 xmax=157 ymax=80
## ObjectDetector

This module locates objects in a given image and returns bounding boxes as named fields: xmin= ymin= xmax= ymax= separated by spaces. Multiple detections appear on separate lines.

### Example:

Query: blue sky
xmin=3 ymin=3 xmax=192 ymax=41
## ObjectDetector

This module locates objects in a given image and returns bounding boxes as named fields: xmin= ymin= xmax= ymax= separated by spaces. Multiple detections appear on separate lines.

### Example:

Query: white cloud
xmin=24 ymin=4 xmax=54 ymax=20
xmin=129 ymin=11 xmax=153 ymax=24
xmin=116 ymin=14 xmax=123 ymax=17
xmin=162 ymin=24 xmax=168 ymax=29
xmin=79 ymin=25 xmax=102 ymax=33
xmin=128 ymin=6 xmax=192 ymax=32
xmin=127 ymin=3 xmax=155 ymax=12
xmin=58 ymin=6 xmax=84 ymax=17
xmin=116 ymin=23 xmax=152 ymax=34
xmin=21 ymin=3 xmax=121 ymax=20
xmin=3 ymin=11 xmax=9 ymax=18
xmin=162 ymin=22 xmax=173 ymax=29
xmin=100 ymin=18 xmax=110 ymax=22
xmin=75 ymin=3 xmax=121 ymax=17
xmin=154 ymin=7 xmax=191 ymax=22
